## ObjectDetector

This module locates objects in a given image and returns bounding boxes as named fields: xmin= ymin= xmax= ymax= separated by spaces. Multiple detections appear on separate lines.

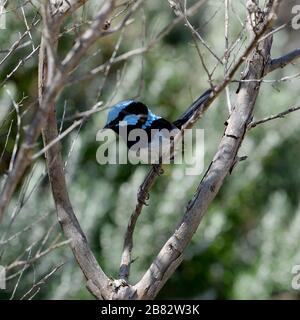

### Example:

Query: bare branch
xmin=52 ymin=0 xmax=88 ymax=23
xmin=61 ymin=0 xmax=117 ymax=72
xmin=6 ymin=240 xmax=70 ymax=271
xmin=0 ymin=213 xmax=49 ymax=246
xmin=224 ymin=0 xmax=232 ymax=113
xmin=249 ymin=105 xmax=300 ymax=129
xmin=0 ymin=17 xmax=40 ymax=67
xmin=74 ymin=0 xmax=208 ymax=84
xmin=4 ymin=87 xmax=21 ymax=173
xmin=118 ymin=0 xmax=282 ymax=285
xmin=133 ymin=0 xmax=280 ymax=300
xmin=172 ymin=0 xmax=223 ymax=65
xmin=0 ymin=0 xmax=117 ymax=299
xmin=10 ymin=248 xmax=32 ymax=300
xmin=20 ymin=263 xmax=64 ymax=300
xmin=0 ymin=0 xmax=114 ymax=222
xmin=37 ymin=0 xmax=121 ymax=300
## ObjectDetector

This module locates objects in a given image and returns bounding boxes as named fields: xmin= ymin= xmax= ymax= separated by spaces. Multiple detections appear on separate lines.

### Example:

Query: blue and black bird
xmin=103 ymin=89 xmax=212 ymax=162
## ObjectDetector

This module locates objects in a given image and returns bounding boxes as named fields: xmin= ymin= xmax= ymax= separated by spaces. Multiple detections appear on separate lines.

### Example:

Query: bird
xmin=103 ymin=89 xmax=212 ymax=164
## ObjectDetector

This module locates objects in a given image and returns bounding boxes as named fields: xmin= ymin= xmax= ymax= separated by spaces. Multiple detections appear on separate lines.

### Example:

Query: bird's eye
xmin=140 ymin=114 xmax=148 ymax=121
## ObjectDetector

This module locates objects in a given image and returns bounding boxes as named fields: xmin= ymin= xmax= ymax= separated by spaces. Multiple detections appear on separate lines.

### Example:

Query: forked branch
xmin=119 ymin=0 xmax=286 ymax=286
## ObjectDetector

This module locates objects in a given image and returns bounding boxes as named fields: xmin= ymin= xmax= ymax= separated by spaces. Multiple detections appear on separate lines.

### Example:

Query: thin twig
xmin=6 ymin=240 xmax=70 ymax=271
xmin=249 ymin=105 xmax=300 ymax=129
xmin=20 ymin=262 xmax=65 ymax=300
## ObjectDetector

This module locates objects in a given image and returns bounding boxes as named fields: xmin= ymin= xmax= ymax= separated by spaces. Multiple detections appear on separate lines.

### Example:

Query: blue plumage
xmin=102 ymin=90 xmax=212 ymax=162
xmin=106 ymin=100 xmax=133 ymax=125
xmin=104 ymin=90 xmax=212 ymax=136
xmin=103 ymin=99 xmax=174 ymax=152
xmin=142 ymin=110 xmax=161 ymax=129
xmin=121 ymin=114 xmax=140 ymax=126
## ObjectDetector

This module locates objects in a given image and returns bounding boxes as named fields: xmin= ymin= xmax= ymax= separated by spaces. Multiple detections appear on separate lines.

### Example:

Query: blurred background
xmin=0 ymin=0 xmax=300 ymax=299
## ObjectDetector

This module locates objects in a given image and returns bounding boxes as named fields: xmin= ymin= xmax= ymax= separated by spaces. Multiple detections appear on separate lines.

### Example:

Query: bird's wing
xmin=148 ymin=118 xmax=177 ymax=131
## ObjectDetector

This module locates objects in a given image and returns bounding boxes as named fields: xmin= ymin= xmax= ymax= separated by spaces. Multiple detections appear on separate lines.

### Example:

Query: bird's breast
xmin=127 ymin=128 xmax=182 ymax=164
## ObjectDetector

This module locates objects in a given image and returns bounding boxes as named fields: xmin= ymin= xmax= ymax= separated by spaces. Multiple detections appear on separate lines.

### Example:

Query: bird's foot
xmin=153 ymin=164 xmax=164 ymax=175
xmin=137 ymin=190 xmax=149 ymax=206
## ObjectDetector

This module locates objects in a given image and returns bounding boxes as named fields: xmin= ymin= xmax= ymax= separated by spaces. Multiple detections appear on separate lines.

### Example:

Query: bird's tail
xmin=172 ymin=88 xmax=213 ymax=129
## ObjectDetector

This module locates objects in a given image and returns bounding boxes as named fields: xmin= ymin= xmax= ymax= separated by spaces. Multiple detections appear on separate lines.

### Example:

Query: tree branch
xmin=39 ymin=0 xmax=117 ymax=300
xmin=249 ymin=105 xmax=300 ymax=129
xmin=73 ymin=0 xmax=208 ymax=84
xmin=132 ymin=0 xmax=279 ymax=300
xmin=52 ymin=0 xmax=89 ymax=24
xmin=0 ymin=0 xmax=115 ymax=222
xmin=119 ymin=0 xmax=281 ymax=285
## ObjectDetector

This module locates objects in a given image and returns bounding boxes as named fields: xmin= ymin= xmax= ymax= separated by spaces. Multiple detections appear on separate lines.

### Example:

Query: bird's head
xmin=104 ymin=100 xmax=161 ymax=134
